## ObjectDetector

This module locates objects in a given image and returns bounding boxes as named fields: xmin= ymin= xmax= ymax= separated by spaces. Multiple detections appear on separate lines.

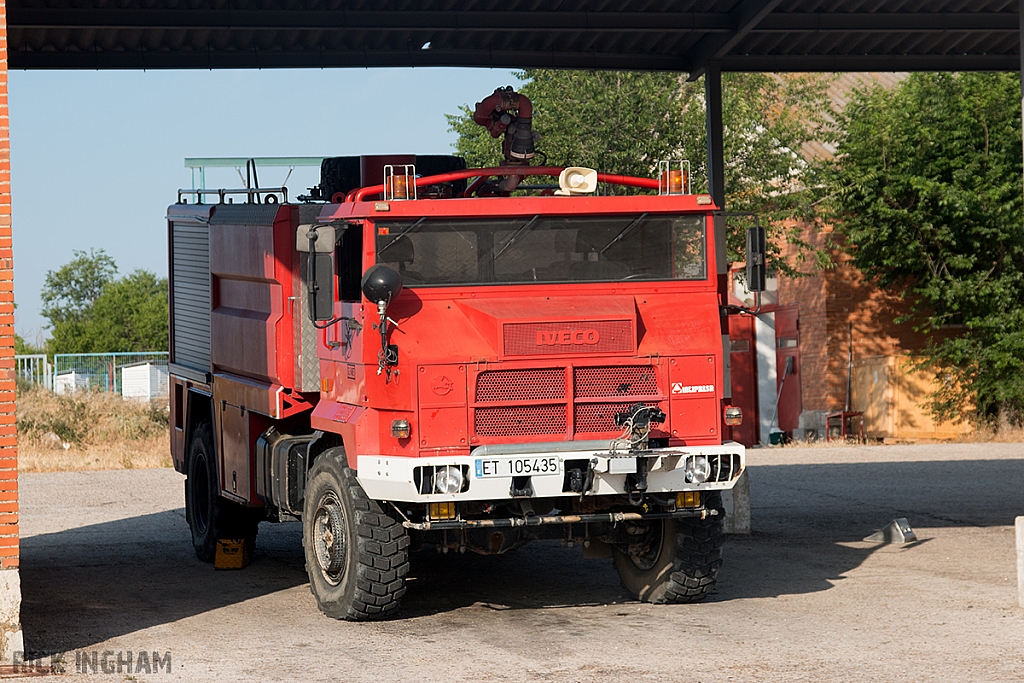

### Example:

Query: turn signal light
xmin=676 ymin=491 xmax=702 ymax=509
xmin=724 ymin=406 xmax=743 ymax=426
xmin=391 ymin=419 xmax=411 ymax=439
xmin=428 ymin=502 xmax=456 ymax=520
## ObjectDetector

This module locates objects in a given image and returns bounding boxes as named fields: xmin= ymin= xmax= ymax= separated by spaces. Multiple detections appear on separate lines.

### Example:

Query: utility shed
xmin=121 ymin=362 xmax=170 ymax=401
xmin=851 ymin=356 xmax=972 ymax=442
xmin=53 ymin=371 xmax=89 ymax=395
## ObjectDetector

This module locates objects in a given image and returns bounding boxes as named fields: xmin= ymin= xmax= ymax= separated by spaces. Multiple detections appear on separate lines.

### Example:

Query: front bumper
xmin=356 ymin=440 xmax=745 ymax=503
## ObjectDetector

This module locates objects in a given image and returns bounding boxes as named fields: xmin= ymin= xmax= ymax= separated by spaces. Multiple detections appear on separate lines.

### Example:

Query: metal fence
xmin=14 ymin=354 xmax=51 ymax=390
xmin=52 ymin=352 xmax=169 ymax=395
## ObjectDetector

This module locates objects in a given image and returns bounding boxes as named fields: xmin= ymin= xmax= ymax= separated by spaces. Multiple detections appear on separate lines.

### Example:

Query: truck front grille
xmin=574 ymin=365 xmax=658 ymax=398
xmin=472 ymin=364 xmax=664 ymax=440
xmin=573 ymin=401 xmax=659 ymax=433
xmin=475 ymin=368 xmax=565 ymax=402
xmin=474 ymin=405 xmax=567 ymax=437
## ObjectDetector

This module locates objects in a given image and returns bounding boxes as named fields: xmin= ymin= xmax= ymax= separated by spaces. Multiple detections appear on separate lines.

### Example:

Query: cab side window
xmin=337 ymin=223 xmax=364 ymax=302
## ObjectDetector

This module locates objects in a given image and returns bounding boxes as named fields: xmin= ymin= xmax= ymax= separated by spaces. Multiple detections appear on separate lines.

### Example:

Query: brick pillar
xmin=0 ymin=0 xmax=23 ymax=661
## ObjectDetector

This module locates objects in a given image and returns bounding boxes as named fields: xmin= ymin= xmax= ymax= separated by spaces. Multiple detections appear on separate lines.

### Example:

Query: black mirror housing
xmin=746 ymin=226 xmax=767 ymax=293
xmin=301 ymin=252 xmax=335 ymax=322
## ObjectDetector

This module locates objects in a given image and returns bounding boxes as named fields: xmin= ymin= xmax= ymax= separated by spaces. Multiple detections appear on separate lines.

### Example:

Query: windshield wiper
xmin=377 ymin=217 xmax=426 ymax=257
xmin=493 ymin=215 xmax=541 ymax=262
xmin=599 ymin=213 xmax=649 ymax=255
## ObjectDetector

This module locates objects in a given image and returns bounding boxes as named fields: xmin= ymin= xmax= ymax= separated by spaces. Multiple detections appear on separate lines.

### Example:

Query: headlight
xmin=684 ymin=455 xmax=710 ymax=484
xmin=724 ymin=406 xmax=742 ymax=426
xmin=390 ymin=419 xmax=411 ymax=439
xmin=433 ymin=465 xmax=464 ymax=494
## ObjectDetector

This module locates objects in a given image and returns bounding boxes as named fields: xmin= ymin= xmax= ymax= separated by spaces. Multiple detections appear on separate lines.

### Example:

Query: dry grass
xmin=956 ymin=422 xmax=1024 ymax=444
xmin=16 ymin=387 xmax=172 ymax=472
xmin=779 ymin=421 xmax=1024 ymax=448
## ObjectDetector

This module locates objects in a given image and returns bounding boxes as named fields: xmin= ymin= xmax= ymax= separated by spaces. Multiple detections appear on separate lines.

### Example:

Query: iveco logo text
xmin=672 ymin=383 xmax=714 ymax=394
xmin=536 ymin=329 xmax=601 ymax=346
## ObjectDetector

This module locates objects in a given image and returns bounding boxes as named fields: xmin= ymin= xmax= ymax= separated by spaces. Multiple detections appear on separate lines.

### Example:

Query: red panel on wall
xmin=728 ymin=314 xmax=758 ymax=447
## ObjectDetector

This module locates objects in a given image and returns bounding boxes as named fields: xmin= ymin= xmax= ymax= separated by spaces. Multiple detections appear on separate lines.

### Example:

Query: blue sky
xmin=10 ymin=67 xmax=520 ymax=343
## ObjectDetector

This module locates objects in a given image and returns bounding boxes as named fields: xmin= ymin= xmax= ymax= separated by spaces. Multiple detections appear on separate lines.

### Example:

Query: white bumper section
xmin=356 ymin=442 xmax=745 ymax=503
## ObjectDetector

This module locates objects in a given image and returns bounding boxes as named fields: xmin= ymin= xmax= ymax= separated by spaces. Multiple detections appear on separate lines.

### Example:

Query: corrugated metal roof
xmin=6 ymin=1 xmax=1019 ymax=72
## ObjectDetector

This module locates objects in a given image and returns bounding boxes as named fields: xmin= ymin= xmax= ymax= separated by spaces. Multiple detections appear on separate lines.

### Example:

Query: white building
xmin=121 ymin=363 xmax=169 ymax=401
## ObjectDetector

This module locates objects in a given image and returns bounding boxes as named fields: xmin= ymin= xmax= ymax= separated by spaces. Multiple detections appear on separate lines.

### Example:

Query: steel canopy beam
xmin=8 ymin=9 xmax=734 ymax=32
xmin=9 ymin=9 xmax=1017 ymax=34
xmin=756 ymin=13 xmax=1019 ymax=32
xmin=10 ymin=46 xmax=1018 ymax=73
xmin=720 ymin=54 xmax=1020 ymax=72
xmin=8 ymin=47 xmax=690 ymax=72
xmin=687 ymin=0 xmax=785 ymax=80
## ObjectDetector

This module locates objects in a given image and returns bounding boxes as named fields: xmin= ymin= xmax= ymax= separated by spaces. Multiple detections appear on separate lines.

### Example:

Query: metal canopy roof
xmin=6 ymin=0 xmax=1020 ymax=74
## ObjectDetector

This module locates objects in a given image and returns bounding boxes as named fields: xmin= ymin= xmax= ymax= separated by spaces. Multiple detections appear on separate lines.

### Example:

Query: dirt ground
xmin=16 ymin=442 xmax=1024 ymax=682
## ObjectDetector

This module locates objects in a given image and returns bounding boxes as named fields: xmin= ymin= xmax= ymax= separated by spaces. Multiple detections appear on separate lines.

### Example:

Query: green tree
xmin=85 ymin=270 xmax=169 ymax=352
xmin=42 ymin=250 xmax=168 ymax=354
xmin=447 ymin=70 xmax=833 ymax=275
xmin=823 ymin=72 xmax=1024 ymax=423
xmin=41 ymin=248 xmax=117 ymax=326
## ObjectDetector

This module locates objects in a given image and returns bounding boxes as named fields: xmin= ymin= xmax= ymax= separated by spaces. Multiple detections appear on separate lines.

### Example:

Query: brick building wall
xmin=778 ymin=222 xmax=931 ymax=414
xmin=0 ymin=0 xmax=23 ymax=659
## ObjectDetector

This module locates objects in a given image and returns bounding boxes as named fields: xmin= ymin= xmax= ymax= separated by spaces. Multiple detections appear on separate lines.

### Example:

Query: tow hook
xmin=626 ymin=457 xmax=649 ymax=505
xmin=568 ymin=458 xmax=599 ymax=498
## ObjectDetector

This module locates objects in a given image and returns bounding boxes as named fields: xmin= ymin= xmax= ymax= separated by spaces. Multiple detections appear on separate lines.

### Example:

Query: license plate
xmin=474 ymin=456 xmax=561 ymax=479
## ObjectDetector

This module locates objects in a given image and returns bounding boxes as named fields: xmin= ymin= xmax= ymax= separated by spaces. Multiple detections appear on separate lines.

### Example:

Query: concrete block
xmin=865 ymin=517 xmax=917 ymax=544
xmin=722 ymin=469 xmax=750 ymax=534
xmin=0 ymin=569 xmax=22 ymax=661
xmin=1017 ymin=517 xmax=1024 ymax=608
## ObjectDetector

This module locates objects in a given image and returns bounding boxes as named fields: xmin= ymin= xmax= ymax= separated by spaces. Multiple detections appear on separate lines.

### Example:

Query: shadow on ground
xmin=21 ymin=457 xmax=1024 ymax=653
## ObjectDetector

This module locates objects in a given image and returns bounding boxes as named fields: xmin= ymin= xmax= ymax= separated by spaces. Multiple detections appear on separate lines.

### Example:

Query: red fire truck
xmin=167 ymin=89 xmax=759 ymax=620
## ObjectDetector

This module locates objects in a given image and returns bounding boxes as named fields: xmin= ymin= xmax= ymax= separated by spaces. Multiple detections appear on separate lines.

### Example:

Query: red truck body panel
xmin=169 ymin=173 xmax=732 ymax=500
xmin=305 ymin=193 xmax=724 ymax=469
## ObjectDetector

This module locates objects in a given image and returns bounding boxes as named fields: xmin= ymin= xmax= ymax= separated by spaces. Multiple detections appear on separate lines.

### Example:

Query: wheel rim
xmin=192 ymin=453 xmax=211 ymax=534
xmin=313 ymin=491 xmax=348 ymax=586
xmin=623 ymin=520 xmax=664 ymax=571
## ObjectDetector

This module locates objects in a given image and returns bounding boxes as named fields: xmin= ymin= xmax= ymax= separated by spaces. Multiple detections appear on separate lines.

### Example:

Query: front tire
xmin=612 ymin=493 xmax=725 ymax=604
xmin=302 ymin=448 xmax=410 ymax=620
xmin=184 ymin=422 xmax=260 ymax=563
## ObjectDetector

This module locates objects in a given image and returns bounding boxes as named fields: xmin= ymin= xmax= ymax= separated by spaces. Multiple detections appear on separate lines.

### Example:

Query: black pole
xmin=705 ymin=62 xmax=727 ymax=276
xmin=705 ymin=62 xmax=732 ymax=400
xmin=1020 ymin=0 xmax=1024 ymax=165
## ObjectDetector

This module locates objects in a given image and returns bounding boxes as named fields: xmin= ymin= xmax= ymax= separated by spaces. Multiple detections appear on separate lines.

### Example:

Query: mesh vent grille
xmin=475 ymin=369 xmax=565 ymax=403
xmin=471 ymin=365 xmax=667 ymax=439
xmin=474 ymin=405 xmax=566 ymax=437
xmin=574 ymin=366 xmax=658 ymax=398
xmin=574 ymin=402 xmax=660 ymax=434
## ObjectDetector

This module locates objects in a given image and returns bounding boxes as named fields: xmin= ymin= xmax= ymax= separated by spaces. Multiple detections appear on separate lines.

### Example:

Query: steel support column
xmin=1020 ymin=0 xmax=1024 ymax=165
xmin=705 ymin=62 xmax=727 ymax=275
xmin=705 ymin=62 xmax=732 ymax=403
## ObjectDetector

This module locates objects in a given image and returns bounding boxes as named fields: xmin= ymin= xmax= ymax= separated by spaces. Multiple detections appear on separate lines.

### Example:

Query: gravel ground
xmin=16 ymin=442 xmax=1024 ymax=682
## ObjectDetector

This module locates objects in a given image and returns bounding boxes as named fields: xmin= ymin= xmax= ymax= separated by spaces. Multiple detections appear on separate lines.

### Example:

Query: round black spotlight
xmin=361 ymin=264 xmax=403 ymax=305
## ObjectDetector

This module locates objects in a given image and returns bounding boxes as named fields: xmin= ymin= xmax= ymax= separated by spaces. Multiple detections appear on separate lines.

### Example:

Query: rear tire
xmin=184 ymin=422 xmax=260 ymax=563
xmin=612 ymin=492 xmax=725 ymax=604
xmin=302 ymin=448 xmax=410 ymax=620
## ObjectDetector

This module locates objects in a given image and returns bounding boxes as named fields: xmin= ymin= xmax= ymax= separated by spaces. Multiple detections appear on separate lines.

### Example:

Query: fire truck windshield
xmin=374 ymin=214 xmax=706 ymax=286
